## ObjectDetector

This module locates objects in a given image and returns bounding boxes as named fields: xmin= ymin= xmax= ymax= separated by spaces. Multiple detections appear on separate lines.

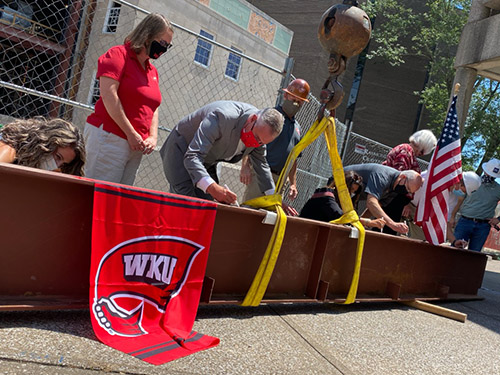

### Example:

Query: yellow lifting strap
xmin=330 ymin=211 xmax=366 ymax=304
xmin=241 ymin=116 xmax=365 ymax=306
xmin=324 ymin=120 xmax=366 ymax=304
xmin=240 ymin=196 xmax=287 ymax=307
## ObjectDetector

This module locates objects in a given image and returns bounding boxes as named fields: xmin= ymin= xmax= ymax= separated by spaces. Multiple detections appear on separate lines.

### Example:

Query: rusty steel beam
xmin=0 ymin=164 xmax=487 ymax=311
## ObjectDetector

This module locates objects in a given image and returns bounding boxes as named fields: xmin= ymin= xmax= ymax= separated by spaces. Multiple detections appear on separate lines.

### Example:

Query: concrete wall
xmin=151 ymin=0 xmax=290 ymax=68
xmin=452 ymin=0 xmax=500 ymax=131
xmin=455 ymin=12 xmax=500 ymax=80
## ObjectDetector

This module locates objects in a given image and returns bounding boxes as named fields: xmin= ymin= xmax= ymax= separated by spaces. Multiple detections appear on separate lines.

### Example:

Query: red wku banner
xmin=90 ymin=183 xmax=219 ymax=365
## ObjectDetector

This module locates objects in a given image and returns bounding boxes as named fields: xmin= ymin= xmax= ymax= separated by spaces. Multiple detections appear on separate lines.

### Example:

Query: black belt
xmin=462 ymin=216 xmax=489 ymax=223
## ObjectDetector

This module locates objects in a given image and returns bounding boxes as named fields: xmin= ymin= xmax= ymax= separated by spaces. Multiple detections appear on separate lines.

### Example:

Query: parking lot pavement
xmin=1 ymin=259 xmax=499 ymax=375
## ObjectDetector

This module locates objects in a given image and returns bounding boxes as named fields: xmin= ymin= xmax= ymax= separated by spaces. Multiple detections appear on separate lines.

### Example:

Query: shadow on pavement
xmin=1 ymin=263 xmax=499 ymax=339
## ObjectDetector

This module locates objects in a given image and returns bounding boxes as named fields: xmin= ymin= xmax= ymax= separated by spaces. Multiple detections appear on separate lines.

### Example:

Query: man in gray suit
xmin=160 ymin=101 xmax=284 ymax=204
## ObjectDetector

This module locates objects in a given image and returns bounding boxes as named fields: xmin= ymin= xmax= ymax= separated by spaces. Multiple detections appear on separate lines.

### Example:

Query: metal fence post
xmin=275 ymin=57 xmax=294 ymax=107
xmin=341 ymin=120 xmax=353 ymax=162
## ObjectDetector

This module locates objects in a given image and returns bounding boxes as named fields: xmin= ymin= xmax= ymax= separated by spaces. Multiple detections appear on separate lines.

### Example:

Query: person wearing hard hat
xmin=446 ymin=171 xmax=482 ymax=247
xmin=240 ymin=78 xmax=310 ymax=211
xmin=453 ymin=158 xmax=500 ymax=251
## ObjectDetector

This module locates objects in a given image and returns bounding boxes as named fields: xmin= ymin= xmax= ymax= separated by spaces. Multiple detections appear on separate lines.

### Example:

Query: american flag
xmin=415 ymin=95 xmax=462 ymax=245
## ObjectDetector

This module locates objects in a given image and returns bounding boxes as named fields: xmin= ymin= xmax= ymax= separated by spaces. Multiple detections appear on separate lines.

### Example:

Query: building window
xmin=194 ymin=30 xmax=214 ymax=67
xmin=103 ymin=1 xmax=121 ymax=33
xmin=0 ymin=1 xmax=33 ymax=29
xmin=88 ymin=74 xmax=100 ymax=106
xmin=225 ymin=47 xmax=242 ymax=81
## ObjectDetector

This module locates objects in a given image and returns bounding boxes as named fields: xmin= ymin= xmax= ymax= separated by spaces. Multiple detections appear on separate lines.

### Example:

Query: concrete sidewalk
xmin=1 ymin=260 xmax=499 ymax=375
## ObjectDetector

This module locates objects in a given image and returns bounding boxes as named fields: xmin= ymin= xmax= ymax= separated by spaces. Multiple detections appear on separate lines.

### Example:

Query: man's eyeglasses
xmin=250 ymin=122 xmax=264 ymax=145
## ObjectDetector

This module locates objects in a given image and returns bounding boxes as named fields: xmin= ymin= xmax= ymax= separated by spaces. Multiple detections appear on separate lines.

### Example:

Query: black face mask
xmin=394 ymin=184 xmax=408 ymax=195
xmin=148 ymin=40 xmax=168 ymax=59
xmin=282 ymin=99 xmax=300 ymax=118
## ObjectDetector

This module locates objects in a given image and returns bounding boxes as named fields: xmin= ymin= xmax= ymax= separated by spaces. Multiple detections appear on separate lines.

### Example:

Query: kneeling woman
xmin=0 ymin=118 xmax=85 ymax=176
xmin=300 ymin=170 xmax=385 ymax=229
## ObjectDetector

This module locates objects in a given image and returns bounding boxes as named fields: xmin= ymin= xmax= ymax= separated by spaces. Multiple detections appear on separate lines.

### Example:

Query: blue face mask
xmin=452 ymin=189 xmax=465 ymax=197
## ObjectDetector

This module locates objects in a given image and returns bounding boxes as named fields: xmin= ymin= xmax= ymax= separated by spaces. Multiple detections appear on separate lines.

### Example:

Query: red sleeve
xmin=384 ymin=144 xmax=413 ymax=171
xmin=96 ymin=45 xmax=127 ymax=81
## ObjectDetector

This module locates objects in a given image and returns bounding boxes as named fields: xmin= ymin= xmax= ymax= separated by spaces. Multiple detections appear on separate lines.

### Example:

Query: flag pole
xmin=454 ymin=83 xmax=461 ymax=95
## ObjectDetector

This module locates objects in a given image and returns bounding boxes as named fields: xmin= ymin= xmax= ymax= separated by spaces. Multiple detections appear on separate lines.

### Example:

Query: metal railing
xmin=0 ymin=5 xmax=62 ymax=42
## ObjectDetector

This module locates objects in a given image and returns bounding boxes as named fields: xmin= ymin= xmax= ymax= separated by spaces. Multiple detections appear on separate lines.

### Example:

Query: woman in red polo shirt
xmin=84 ymin=13 xmax=174 ymax=184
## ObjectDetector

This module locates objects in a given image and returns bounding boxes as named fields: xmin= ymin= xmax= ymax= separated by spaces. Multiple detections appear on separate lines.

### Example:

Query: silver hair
xmin=256 ymin=108 xmax=284 ymax=135
xmin=409 ymin=129 xmax=437 ymax=155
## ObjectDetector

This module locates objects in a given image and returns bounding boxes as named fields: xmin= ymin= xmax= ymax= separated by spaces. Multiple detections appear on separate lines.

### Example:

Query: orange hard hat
xmin=283 ymin=79 xmax=310 ymax=102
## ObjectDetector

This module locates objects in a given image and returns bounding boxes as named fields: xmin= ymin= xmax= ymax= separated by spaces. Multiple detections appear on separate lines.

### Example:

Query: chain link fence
xmin=0 ymin=0 xmax=428 ymax=213
xmin=341 ymin=131 xmax=430 ymax=172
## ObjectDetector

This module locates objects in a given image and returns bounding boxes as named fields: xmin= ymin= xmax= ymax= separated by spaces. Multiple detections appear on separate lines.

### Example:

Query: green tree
xmin=361 ymin=0 xmax=500 ymax=170
xmin=462 ymin=78 xmax=500 ymax=173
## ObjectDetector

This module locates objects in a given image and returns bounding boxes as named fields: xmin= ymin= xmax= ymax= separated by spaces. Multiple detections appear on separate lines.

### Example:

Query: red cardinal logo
xmin=91 ymin=236 xmax=204 ymax=337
